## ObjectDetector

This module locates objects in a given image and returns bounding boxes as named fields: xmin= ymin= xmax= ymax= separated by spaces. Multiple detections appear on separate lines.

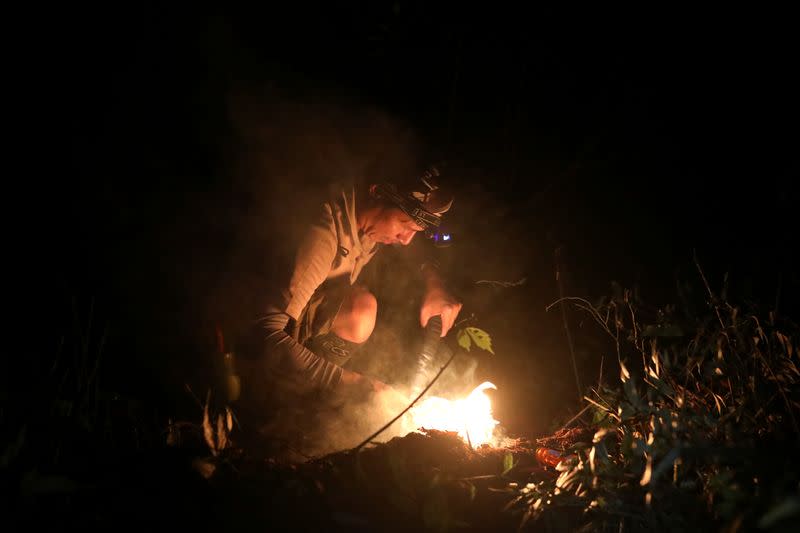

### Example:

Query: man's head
xmin=360 ymin=165 xmax=454 ymax=246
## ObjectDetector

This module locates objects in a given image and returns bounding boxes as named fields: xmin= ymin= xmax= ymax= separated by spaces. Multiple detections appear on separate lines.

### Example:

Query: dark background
xmin=17 ymin=4 xmax=798 ymax=438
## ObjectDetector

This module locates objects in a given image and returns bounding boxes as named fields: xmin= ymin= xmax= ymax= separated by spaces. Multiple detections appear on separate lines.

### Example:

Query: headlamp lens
xmin=428 ymin=228 xmax=453 ymax=247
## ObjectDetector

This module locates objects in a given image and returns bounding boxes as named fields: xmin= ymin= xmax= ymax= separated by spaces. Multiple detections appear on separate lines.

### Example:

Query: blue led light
xmin=430 ymin=231 xmax=453 ymax=245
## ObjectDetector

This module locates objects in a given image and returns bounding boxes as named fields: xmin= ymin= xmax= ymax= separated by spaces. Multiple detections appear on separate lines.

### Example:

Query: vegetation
xmin=3 ymin=263 xmax=798 ymax=531
xmin=504 ymin=263 xmax=800 ymax=532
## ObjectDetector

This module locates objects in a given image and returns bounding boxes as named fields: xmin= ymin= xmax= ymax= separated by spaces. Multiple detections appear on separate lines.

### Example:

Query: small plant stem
xmin=352 ymin=347 xmax=459 ymax=452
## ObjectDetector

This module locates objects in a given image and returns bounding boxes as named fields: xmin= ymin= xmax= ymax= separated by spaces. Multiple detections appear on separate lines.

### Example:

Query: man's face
xmin=369 ymin=206 xmax=425 ymax=246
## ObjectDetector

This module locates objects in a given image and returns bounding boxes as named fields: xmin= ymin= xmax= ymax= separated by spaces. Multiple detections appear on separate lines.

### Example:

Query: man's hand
xmin=419 ymin=262 xmax=462 ymax=337
xmin=373 ymin=382 xmax=411 ymax=414
xmin=337 ymin=370 xmax=396 ymax=403
xmin=370 ymin=378 xmax=392 ymax=394
xmin=420 ymin=288 xmax=463 ymax=337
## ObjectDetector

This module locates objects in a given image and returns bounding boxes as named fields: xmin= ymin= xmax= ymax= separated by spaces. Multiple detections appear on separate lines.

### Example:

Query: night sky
xmin=21 ymin=5 xmax=799 ymax=433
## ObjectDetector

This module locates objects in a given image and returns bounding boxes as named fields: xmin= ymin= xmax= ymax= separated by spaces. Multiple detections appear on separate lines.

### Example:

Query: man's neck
xmin=355 ymin=187 xmax=374 ymax=236
xmin=357 ymin=207 xmax=378 ymax=238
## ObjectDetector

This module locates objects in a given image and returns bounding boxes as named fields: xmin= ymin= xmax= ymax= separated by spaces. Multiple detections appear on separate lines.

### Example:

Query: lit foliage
xmin=457 ymin=327 xmax=495 ymax=354
xmin=503 ymin=279 xmax=800 ymax=531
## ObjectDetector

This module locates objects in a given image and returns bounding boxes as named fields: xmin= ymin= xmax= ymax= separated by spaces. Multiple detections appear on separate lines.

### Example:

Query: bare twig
xmin=554 ymin=247 xmax=583 ymax=401
xmin=557 ymin=354 xmax=609 ymax=431
xmin=557 ymin=403 xmax=593 ymax=432
xmin=625 ymin=290 xmax=643 ymax=354
xmin=453 ymin=314 xmax=476 ymax=330
xmin=547 ymin=297 xmax=615 ymax=339
xmin=694 ymin=251 xmax=726 ymax=330
xmin=583 ymin=396 xmax=621 ymax=422
xmin=598 ymin=354 xmax=605 ymax=392
xmin=475 ymin=278 xmax=527 ymax=288
xmin=352 ymin=347 xmax=460 ymax=452
xmin=588 ymin=387 xmax=613 ymax=411
xmin=751 ymin=336 xmax=800 ymax=437
xmin=612 ymin=303 xmax=623 ymax=375
xmin=184 ymin=383 xmax=205 ymax=411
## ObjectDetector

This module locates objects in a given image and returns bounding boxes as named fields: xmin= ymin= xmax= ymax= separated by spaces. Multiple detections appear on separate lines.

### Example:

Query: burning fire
xmin=408 ymin=382 xmax=500 ymax=448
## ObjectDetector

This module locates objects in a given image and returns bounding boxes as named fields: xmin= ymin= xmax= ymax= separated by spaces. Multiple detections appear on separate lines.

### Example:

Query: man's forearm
xmin=421 ymin=260 xmax=447 ymax=293
xmin=258 ymin=307 xmax=350 ymax=390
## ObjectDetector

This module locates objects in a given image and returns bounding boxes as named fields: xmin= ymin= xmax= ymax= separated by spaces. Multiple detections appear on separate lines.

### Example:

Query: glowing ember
xmin=408 ymin=382 xmax=500 ymax=448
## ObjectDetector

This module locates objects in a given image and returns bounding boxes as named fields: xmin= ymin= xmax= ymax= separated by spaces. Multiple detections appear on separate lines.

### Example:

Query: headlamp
xmin=372 ymin=165 xmax=454 ymax=246
xmin=428 ymin=228 xmax=454 ymax=247
xmin=374 ymin=183 xmax=443 ymax=231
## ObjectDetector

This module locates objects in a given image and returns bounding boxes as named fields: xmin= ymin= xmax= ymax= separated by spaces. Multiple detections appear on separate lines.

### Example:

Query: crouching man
xmin=233 ymin=165 xmax=462 ymax=457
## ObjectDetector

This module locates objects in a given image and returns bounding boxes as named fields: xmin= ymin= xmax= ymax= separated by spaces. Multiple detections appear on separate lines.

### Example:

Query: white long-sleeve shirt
xmin=243 ymin=182 xmax=380 ymax=394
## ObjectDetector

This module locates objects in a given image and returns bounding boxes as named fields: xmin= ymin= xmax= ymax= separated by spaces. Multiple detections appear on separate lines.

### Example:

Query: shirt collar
xmin=341 ymin=185 xmax=377 ymax=256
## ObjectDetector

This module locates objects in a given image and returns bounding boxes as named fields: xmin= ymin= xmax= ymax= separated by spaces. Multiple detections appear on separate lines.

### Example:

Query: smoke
xmin=299 ymin=388 xmax=416 ymax=459
xmin=194 ymin=78 xmax=429 ymax=343
xmin=276 ymin=358 xmax=492 ymax=460
xmin=154 ymin=72 xmax=559 ymax=450
xmin=168 ymin=75 xmax=522 ymax=458
xmin=282 ymin=347 xmax=491 ymax=459
xmin=183 ymin=77 xmax=450 ymax=457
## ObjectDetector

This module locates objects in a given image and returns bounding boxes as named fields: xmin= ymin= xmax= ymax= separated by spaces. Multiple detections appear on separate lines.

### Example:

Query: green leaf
xmin=619 ymin=359 xmax=631 ymax=383
xmin=0 ymin=425 xmax=26 ymax=468
xmin=649 ymin=448 xmax=681 ymax=485
xmin=502 ymin=452 xmax=515 ymax=475
xmin=466 ymin=327 xmax=494 ymax=354
xmin=457 ymin=328 xmax=472 ymax=351
xmin=758 ymin=497 xmax=800 ymax=528
xmin=191 ymin=458 xmax=216 ymax=480
xmin=422 ymin=488 xmax=450 ymax=531
xmin=21 ymin=470 xmax=78 ymax=494
xmin=468 ymin=482 xmax=477 ymax=501
xmin=388 ymin=451 xmax=414 ymax=494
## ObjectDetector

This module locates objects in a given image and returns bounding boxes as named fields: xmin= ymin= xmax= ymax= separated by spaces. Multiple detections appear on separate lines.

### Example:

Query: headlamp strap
xmin=375 ymin=184 xmax=442 ymax=230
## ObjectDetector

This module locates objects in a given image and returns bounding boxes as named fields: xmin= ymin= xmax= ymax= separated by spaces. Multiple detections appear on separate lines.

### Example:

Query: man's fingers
xmin=442 ymin=303 xmax=463 ymax=337
xmin=420 ymin=309 xmax=431 ymax=328
xmin=421 ymin=300 xmax=463 ymax=336
xmin=441 ymin=320 xmax=452 ymax=337
xmin=372 ymin=379 xmax=390 ymax=393
xmin=440 ymin=305 xmax=456 ymax=337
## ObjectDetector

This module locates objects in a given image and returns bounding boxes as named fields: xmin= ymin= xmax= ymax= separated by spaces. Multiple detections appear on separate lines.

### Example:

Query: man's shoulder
xmin=324 ymin=180 xmax=363 ymax=221
xmin=287 ymin=180 xmax=359 ymax=240
xmin=325 ymin=179 xmax=359 ymax=201
xmin=298 ymin=180 xmax=355 ymax=208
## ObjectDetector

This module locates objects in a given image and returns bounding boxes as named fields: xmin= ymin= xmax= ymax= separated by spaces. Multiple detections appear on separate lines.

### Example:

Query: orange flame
xmin=407 ymin=382 xmax=500 ymax=448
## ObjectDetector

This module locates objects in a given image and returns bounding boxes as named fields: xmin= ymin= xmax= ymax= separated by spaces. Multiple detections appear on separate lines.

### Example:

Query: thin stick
xmin=754 ymin=346 xmax=800 ymax=436
xmin=352 ymin=347 xmax=459 ymax=452
xmin=184 ymin=383 xmax=205 ymax=411
xmin=556 ymin=403 xmax=593 ymax=432
xmin=551 ymin=355 xmax=608 ymax=432
xmin=583 ymin=396 xmax=621 ymax=422
xmin=547 ymin=297 xmax=615 ymax=338
xmin=475 ymin=278 xmax=527 ymax=288
xmin=555 ymin=247 xmax=583 ymax=400
xmin=598 ymin=354 xmax=605 ymax=392
xmin=694 ymin=250 xmax=726 ymax=330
